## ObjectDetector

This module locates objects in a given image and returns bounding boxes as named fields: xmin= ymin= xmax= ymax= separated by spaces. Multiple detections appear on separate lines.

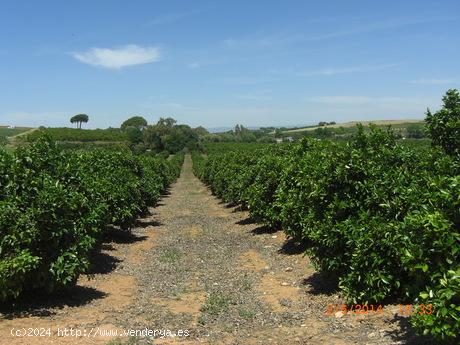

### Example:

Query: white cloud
xmin=304 ymin=63 xmax=400 ymax=76
xmin=222 ymin=16 xmax=457 ymax=50
xmin=410 ymin=78 xmax=457 ymax=85
xmin=72 ymin=45 xmax=161 ymax=69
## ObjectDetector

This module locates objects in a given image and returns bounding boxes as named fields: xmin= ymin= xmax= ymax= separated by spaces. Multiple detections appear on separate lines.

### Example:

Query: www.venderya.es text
xmin=10 ymin=327 xmax=190 ymax=338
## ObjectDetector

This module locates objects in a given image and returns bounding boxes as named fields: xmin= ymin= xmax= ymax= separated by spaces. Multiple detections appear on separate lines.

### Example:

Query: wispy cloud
xmin=223 ymin=16 xmax=457 ymax=49
xmin=308 ymin=16 xmax=458 ymax=41
xmin=72 ymin=45 xmax=161 ymax=69
xmin=223 ymin=31 xmax=302 ymax=48
xmin=410 ymin=78 xmax=457 ymax=85
xmin=145 ymin=10 xmax=201 ymax=26
xmin=303 ymin=63 xmax=400 ymax=76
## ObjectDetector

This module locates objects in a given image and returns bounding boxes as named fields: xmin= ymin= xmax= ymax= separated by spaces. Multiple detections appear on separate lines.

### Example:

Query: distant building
xmin=275 ymin=136 xmax=294 ymax=144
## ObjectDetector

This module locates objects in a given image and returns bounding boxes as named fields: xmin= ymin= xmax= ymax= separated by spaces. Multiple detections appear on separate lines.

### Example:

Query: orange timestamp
xmin=325 ymin=303 xmax=384 ymax=316
xmin=398 ymin=304 xmax=433 ymax=315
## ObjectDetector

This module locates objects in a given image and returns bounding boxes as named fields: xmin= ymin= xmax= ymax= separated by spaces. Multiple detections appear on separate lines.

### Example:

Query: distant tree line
xmin=120 ymin=116 xmax=204 ymax=154
xmin=204 ymin=124 xmax=275 ymax=143
xmin=318 ymin=121 xmax=336 ymax=126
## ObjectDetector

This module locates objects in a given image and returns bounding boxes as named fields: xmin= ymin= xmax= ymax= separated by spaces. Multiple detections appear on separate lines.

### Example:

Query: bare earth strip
xmin=0 ymin=155 xmax=433 ymax=345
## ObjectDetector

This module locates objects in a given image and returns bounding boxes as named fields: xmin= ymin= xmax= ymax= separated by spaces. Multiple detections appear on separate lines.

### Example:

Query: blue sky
xmin=0 ymin=0 xmax=459 ymax=129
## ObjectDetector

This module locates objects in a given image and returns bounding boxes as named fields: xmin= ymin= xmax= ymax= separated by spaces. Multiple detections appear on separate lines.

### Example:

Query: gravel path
xmin=0 ymin=155 xmax=435 ymax=345
xmin=110 ymin=155 xmax=434 ymax=345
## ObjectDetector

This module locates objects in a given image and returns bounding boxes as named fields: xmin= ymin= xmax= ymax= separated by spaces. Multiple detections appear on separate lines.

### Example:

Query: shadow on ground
xmin=278 ymin=238 xmax=309 ymax=255
xmin=386 ymin=315 xmax=438 ymax=345
xmin=0 ymin=286 xmax=106 ymax=319
xmin=251 ymin=225 xmax=279 ymax=235
xmin=103 ymin=227 xmax=148 ymax=244
xmin=161 ymin=188 xmax=172 ymax=196
xmin=88 ymin=251 xmax=121 ymax=274
xmin=301 ymin=271 xmax=339 ymax=295
xmin=218 ymin=200 xmax=239 ymax=209
xmin=236 ymin=217 xmax=257 ymax=225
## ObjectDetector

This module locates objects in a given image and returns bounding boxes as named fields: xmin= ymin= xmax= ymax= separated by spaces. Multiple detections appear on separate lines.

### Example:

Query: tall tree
xmin=425 ymin=89 xmax=460 ymax=157
xmin=143 ymin=117 xmax=198 ymax=153
xmin=121 ymin=116 xmax=148 ymax=130
xmin=70 ymin=114 xmax=89 ymax=129
xmin=125 ymin=126 xmax=143 ymax=144
xmin=157 ymin=117 xmax=177 ymax=127
xmin=194 ymin=126 xmax=209 ymax=136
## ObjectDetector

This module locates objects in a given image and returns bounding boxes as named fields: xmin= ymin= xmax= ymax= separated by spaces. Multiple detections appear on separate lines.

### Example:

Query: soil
xmin=0 ymin=155 xmax=436 ymax=345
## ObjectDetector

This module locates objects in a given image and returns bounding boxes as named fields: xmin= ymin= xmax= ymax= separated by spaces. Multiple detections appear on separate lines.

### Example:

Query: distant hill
xmin=282 ymin=119 xmax=424 ymax=133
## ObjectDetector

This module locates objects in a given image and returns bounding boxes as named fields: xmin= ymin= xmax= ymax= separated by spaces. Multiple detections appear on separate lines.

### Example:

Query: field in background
xmin=25 ymin=127 xmax=128 ymax=142
xmin=282 ymin=119 xmax=424 ymax=133
xmin=0 ymin=127 xmax=35 ymax=137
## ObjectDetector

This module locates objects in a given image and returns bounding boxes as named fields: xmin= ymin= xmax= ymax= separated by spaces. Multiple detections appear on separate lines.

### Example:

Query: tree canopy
xmin=125 ymin=126 xmax=143 ymax=144
xmin=121 ymin=116 xmax=148 ymax=130
xmin=425 ymin=88 xmax=460 ymax=157
xmin=70 ymin=114 xmax=89 ymax=129
xmin=143 ymin=117 xmax=200 ymax=153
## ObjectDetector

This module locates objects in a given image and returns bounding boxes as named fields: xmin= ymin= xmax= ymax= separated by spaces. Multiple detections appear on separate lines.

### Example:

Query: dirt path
xmin=0 ymin=155 xmax=432 ymax=345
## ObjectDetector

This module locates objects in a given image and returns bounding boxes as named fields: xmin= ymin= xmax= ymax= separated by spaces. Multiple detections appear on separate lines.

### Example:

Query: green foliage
xmin=192 ymin=128 xmax=459 ymax=342
xmin=0 ymin=127 xmax=32 ymax=137
xmin=411 ymin=267 xmax=460 ymax=340
xmin=194 ymin=126 xmax=209 ymax=136
xmin=70 ymin=114 xmax=89 ymax=129
xmin=406 ymin=124 xmax=425 ymax=139
xmin=313 ymin=126 xmax=335 ymax=138
xmin=125 ymin=126 xmax=143 ymax=144
xmin=204 ymin=125 xmax=275 ymax=143
xmin=191 ymin=151 xmax=206 ymax=179
xmin=26 ymin=127 xmax=128 ymax=142
xmin=0 ymin=136 xmax=182 ymax=302
xmin=121 ymin=116 xmax=148 ymax=131
xmin=203 ymin=142 xmax=269 ymax=154
xmin=426 ymin=89 xmax=460 ymax=157
xmin=143 ymin=118 xmax=199 ymax=153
